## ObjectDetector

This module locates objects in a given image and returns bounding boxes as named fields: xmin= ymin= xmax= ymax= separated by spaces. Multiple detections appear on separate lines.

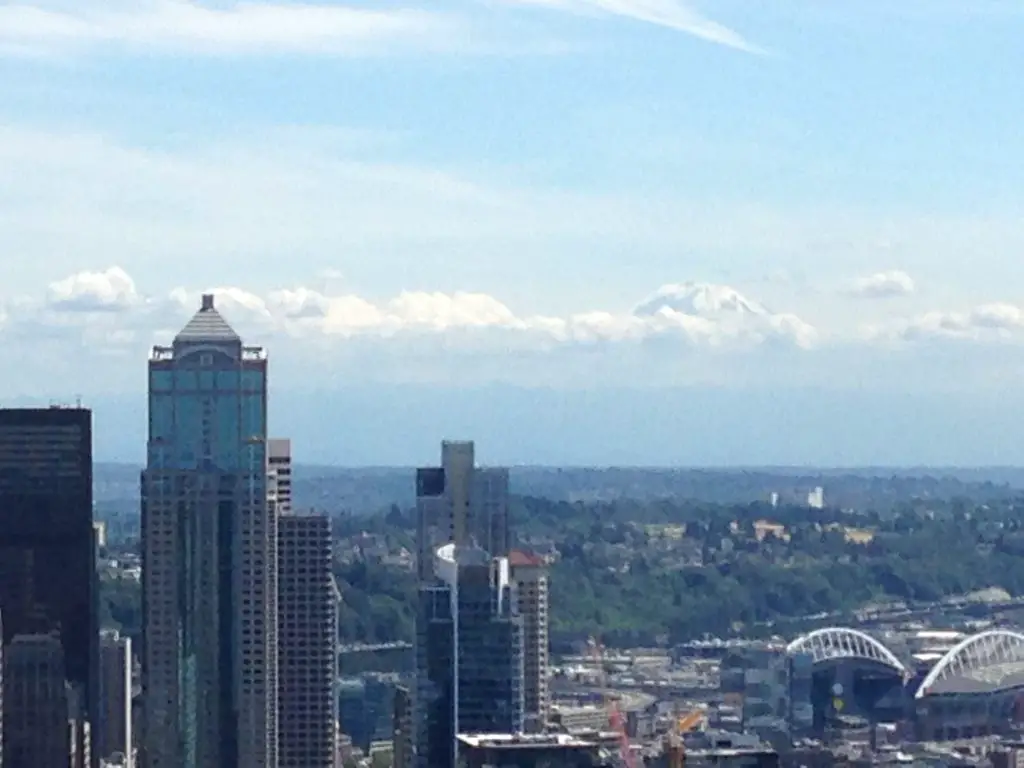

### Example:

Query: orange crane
xmin=588 ymin=637 xmax=636 ymax=768
xmin=664 ymin=709 xmax=706 ymax=768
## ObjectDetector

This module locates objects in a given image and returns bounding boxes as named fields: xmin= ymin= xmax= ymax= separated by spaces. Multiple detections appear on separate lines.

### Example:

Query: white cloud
xmin=847 ymin=270 xmax=916 ymax=299
xmin=0 ymin=1 xmax=457 ymax=57
xmin=5 ymin=270 xmax=817 ymax=355
xmin=500 ymin=0 xmax=762 ymax=53
xmin=46 ymin=266 xmax=141 ymax=312
xmin=865 ymin=302 xmax=1024 ymax=343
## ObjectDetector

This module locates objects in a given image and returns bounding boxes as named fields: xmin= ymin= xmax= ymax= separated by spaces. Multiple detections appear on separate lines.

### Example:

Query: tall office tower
xmin=415 ymin=441 xmax=509 ymax=581
xmin=141 ymin=295 xmax=278 ymax=768
xmin=508 ymin=552 xmax=550 ymax=730
xmin=414 ymin=544 xmax=524 ymax=768
xmin=98 ymin=630 xmax=133 ymax=767
xmin=0 ymin=407 xmax=96 ymax=768
xmin=277 ymin=509 xmax=337 ymax=768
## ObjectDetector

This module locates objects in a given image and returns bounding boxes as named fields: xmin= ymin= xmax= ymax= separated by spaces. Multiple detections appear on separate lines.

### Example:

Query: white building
xmin=807 ymin=487 xmax=825 ymax=510
xmin=509 ymin=551 xmax=551 ymax=730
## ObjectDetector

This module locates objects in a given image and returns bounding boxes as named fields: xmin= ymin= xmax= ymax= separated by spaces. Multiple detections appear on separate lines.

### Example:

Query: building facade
xmin=414 ymin=442 xmax=521 ymax=768
xmin=4 ymin=633 xmax=85 ymax=767
xmin=393 ymin=684 xmax=412 ymax=768
xmin=415 ymin=544 xmax=524 ymax=768
xmin=141 ymin=295 xmax=277 ymax=768
xmin=0 ymin=407 xmax=97 ymax=767
xmin=267 ymin=439 xmax=293 ymax=516
xmin=415 ymin=441 xmax=509 ymax=581
xmin=278 ymin=507 xmax=337 ymax=768
xmin=98 ymin=630 xmax=133 ymax=767
xmin=508 ymin=552 xmax=550 ymax=730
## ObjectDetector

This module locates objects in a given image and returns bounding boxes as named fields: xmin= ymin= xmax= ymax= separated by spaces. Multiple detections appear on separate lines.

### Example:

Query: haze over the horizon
xmin=3 ymin=1 xmax=1024 ymax=465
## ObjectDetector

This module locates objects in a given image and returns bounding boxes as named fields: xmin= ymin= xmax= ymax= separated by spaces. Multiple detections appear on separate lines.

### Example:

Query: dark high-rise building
xmin=0 ymin=407 xmax=97 ymax=768
xmin=413 ymin=442 xmax=523 ymax=768
xmin=414 ymin=544 xmax=524 ymax=768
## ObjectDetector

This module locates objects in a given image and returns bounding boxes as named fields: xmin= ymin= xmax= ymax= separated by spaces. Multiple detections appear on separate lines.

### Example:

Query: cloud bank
xmin=6 ymin=268 xmax=817 ymax=353
xmin=7 ymin=267 xmax=1024 ymax=401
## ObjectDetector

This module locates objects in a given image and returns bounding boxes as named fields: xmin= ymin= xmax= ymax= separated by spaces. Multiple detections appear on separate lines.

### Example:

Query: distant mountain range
xmin=94 ymin=461 xmax=1024 ymax=516
xmin=35 ymin=384 xmax=1024 ymax=469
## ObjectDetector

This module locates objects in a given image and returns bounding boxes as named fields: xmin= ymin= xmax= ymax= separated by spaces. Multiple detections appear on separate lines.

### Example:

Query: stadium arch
xmin=787 ymin=627 xmax=908 ymax=676
xmin=916 ymin=629 xmax=1024 ymax=699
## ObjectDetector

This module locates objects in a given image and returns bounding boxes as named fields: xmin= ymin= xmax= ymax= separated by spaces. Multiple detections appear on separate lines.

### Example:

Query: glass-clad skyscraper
xmin=415 ymin=544 xmax=523 ymax=768
xmin=141 ymin=295 xmax=277 ymax=768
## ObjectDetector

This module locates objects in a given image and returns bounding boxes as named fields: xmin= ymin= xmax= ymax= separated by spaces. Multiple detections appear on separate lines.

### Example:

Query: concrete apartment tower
xmin=508 ymin=551 xmax=551 ymax=730
xmin=98 ymin=630 xmax=133 ymax=767
xmin=271 ymin=439 xmax=339 ymax=768
xmin=141 ymin=294 xmax=278 ymax=768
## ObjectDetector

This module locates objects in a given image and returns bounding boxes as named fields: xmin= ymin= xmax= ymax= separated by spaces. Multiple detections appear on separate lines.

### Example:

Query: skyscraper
xmin=413 ymin=441 xmax=522 ymax=768
xmin=508 ymin=551 xmax=551 ymax=730
xmin=415 ymin=441 xmax=509 ymax=580
xmin=0 ymin=407 xmax=97 ymax=767
xmin=4 ymin=632 xmax=91 ymax=767
xmin=273 ymin=438 xmax=338 ymax=768
xmin=414 ymin=544 xmax=524 ymax=768
xmin=141 ymin=294 xmax=277 ymax=768
xmin=98 ymin=629 xmax=133 ymax=767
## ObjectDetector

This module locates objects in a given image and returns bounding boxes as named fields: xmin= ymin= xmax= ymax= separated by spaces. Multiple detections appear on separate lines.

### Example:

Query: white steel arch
xmin=786 ymin=627 xmax=908 ymax=675
xmin=916 ymin=629 xmax=1024 ymax=699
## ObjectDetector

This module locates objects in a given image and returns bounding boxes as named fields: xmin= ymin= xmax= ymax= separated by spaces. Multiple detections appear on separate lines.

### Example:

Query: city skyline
xmin=3 ymin=1 xmax=1024 ymax=465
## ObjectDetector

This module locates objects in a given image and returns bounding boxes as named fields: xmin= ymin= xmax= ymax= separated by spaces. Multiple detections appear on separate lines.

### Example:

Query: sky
xmin=2 ymin=0 xmax=1024 ymax=464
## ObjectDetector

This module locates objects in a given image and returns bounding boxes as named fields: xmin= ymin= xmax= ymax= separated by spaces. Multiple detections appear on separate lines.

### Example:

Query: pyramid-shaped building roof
xmin=174 ymin=294 xmax=241 ymax=343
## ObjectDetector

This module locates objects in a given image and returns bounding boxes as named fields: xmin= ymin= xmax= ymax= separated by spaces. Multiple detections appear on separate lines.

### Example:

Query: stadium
xmin=785 ymin=627 xmax=1024 ymax=740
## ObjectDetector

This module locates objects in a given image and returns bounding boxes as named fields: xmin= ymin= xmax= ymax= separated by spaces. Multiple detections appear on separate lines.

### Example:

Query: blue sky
xmin=2 ymin=1 xmax=1024 ymax=463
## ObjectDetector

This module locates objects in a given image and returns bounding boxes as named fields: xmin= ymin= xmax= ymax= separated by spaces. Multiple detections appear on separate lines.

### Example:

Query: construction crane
xmin=663 ymin=709 xmax=706 ymax=768
xmin=588 ymin=637 xmax=636 ymax=768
